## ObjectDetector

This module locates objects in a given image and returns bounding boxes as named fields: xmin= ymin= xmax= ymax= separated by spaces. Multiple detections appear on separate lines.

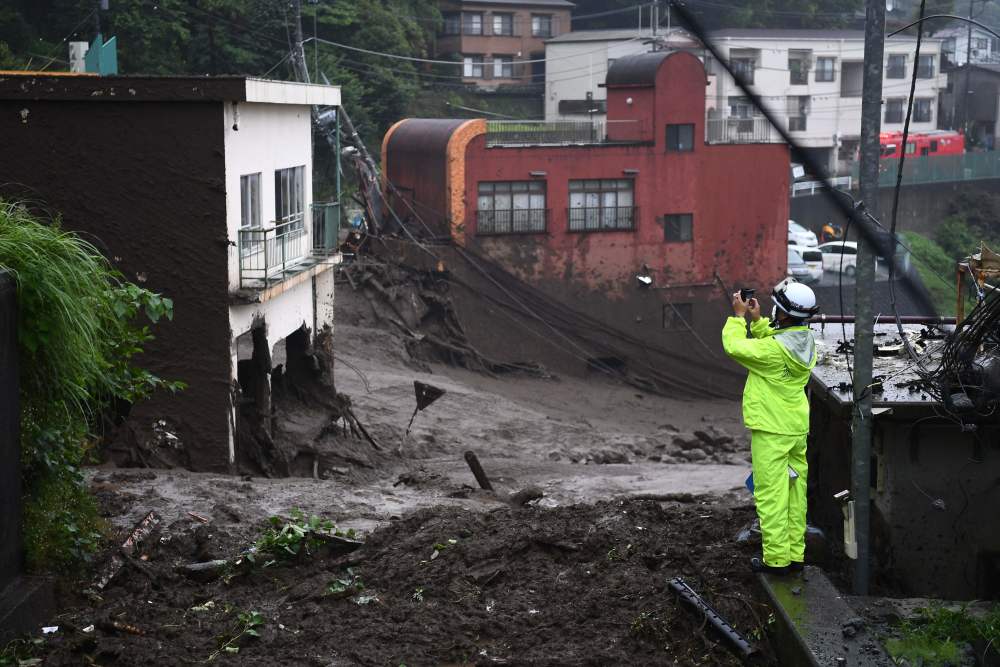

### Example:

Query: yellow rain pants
xmin=722 ymin=316 xmax=816 ymax=568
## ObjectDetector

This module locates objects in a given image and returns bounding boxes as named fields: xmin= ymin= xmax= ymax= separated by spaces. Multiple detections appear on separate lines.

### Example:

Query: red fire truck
xmin=879 ymin=130 xmax=965 ymax=159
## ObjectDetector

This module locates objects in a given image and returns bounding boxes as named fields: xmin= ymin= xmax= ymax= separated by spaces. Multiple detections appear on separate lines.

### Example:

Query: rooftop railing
xmin=704 ymin=116 xmax=779 ymax=144
xmin=485 ymin=120 xmax=641 ymax=147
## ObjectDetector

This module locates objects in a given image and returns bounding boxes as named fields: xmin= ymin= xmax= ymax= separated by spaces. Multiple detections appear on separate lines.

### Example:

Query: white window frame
xmin=274 ymin=165 xmax=305 ymax=230
xmin=240 ymin=173 xmax=261 ymax=229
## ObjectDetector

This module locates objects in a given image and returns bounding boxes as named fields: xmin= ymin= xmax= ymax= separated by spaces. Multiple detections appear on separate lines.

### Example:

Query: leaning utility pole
xmin=291 ymin=0 xmax=310 ymax=84
xmin=851 ymin=0 xmax=886 ymax=596
xmin=960 ymin=0 xmax=975 ymax=133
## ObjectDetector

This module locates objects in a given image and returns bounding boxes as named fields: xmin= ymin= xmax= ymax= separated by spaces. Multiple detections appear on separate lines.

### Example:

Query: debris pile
xmin=38 ymin=497 xmax=775 ymax=665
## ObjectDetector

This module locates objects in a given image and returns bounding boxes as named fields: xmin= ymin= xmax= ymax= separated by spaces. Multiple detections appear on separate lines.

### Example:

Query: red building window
xmin=568 ymin=179 xmax=635 ymax=232
xmin=664 ymin=213 xmax=693 ymax=242
xmin=476 ymin=181 xmax=547 ymax=234
xmin=666 ymin=124 xmax=694 ymax=152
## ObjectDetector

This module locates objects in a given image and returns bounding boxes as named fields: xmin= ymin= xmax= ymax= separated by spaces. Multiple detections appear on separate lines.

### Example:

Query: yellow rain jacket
xmin=721 ymin=317 xmax=816 ymax=435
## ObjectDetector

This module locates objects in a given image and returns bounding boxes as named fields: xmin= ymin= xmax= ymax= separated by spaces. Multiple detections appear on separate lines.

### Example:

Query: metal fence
xmin=567 ymin=206 xmax=637 ymax=232
xmin=485 ymin=120 xmax=639 ymax=147
xmin=853 ymin=151 xmax=1000 ymax=187
xmin=704 ymin=117 xmax=778 ymax=144
xmin=476 ymin=208 xmax=548 ymax=235
xmin=238 ymin=218 xmax=307 ymax=288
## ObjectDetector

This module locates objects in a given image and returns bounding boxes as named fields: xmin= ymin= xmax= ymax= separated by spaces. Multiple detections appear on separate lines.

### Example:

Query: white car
xmin=817 ymin=241 xmax=858 ymax=276
xmin=789 ymin=245 xmax=823 ymax=283
xmin=788 ymin=220 xmax=818 ymax=247
xmin=787 ymin=248 xmax=815 ymax=283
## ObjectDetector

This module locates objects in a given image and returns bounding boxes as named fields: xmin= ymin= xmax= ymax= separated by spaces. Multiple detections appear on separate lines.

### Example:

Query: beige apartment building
xmin=435 ymin=0 xmax=573 ymax=88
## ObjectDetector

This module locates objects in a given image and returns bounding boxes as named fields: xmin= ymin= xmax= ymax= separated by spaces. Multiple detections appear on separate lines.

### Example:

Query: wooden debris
xmin=463 ymin=451 xmax=494 ymax=491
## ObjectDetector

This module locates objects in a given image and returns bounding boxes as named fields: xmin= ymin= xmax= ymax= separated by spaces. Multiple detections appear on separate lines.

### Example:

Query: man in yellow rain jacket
xmin=722 ymin=279 xmax=819 ymax=574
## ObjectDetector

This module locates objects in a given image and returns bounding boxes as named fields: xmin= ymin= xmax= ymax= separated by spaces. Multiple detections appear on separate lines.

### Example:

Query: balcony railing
xmin=238 ymin=217 xmax=307 ymax=288
xmin=485 ymin=120 xmax=640 ymax=147
xmin=476 ymin=208 xmax=548 ymax=235
xmin=705 ymin=117 xmax=779 ymax=144
xmin=567 ymin=206 xmax=637 ymax=232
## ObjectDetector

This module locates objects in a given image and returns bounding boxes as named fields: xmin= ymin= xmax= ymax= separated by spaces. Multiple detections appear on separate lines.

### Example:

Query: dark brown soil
xmin=39 ymin=495 xmax=775 ymax=666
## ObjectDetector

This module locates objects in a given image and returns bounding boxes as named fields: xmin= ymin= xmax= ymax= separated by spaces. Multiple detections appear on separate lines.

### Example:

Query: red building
xmin=381 ymin=51 xmax=790 ymax=394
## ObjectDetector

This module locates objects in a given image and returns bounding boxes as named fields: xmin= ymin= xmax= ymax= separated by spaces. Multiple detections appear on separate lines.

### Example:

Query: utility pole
xmin=852 ymin=0 xmax=885 ymax=596
xmin=291 ymin=0 xmax=310 ymax=84
xmin=960 ymin=0 xmax=975 ymax=135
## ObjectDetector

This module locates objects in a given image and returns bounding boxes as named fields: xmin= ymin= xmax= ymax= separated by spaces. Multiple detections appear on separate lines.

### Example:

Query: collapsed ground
xmin=29 ymin=275 xmax=780 ymax=665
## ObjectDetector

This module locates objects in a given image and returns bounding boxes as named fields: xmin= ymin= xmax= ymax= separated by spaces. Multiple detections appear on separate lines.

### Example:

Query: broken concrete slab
xmin=757 ymin=566 xmax=890 ymax=667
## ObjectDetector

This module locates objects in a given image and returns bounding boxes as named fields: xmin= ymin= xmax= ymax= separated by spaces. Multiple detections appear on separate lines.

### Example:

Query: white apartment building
xmin=710 ymin=29 xmax=946 ymax=174
xmin=935 ymin=25 xmax=1000 ymax=67
xmin=546 ymin=28 xmax=947 ymax=175
xmin=544 ymin=28 xmax=706 ymax=121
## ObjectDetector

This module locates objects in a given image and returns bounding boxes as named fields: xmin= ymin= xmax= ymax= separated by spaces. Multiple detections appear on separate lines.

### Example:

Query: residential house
xmin=0 ymin=73 xmax=342 ymax=472
xmin=544 ymin=27 xmax=708 ymax=121
xmin=435 ymin=0 xmax=573 ymax=88
xmin=935 ymin=24 xmax=1000 ymax=67
xmin=939 ymin=63 xmax=1000 ymax=145
xmin=382 ymin=51 xmax=789 ymax=393
xmin=709 ymin=29 xmax=947 ymax=175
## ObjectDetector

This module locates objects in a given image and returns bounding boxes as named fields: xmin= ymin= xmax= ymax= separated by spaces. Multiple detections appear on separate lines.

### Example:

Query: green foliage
xmin=326 ymin=568 xmax=365 ymax=597
xmin=900 ymin=231 xmax=961 ymax=317
xmin=22 ymin=466 xmax=103 ymax=572
xmin=0 ymin=200 xmax=178 ymax=572
xmin=209 ymin=610 xmax=264 ymax=661
xmin=886 ymin=604 xmax=1000 ymax=667
xmin=572 ymin=0 xmax=863 ymax=30
xmin=248 ymin=508 xmax=354 ymax=567
xmin=0 ymin=637 xmax=43 ymax=666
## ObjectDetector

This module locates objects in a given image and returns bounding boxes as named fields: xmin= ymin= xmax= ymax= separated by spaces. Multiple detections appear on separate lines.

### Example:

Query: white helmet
xmin=771 ymin=278 xmax=819 ymax=320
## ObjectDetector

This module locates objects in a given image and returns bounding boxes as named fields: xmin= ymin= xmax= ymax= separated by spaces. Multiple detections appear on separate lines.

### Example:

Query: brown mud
xmin=32 ymin=275 xmax=776 ymax=665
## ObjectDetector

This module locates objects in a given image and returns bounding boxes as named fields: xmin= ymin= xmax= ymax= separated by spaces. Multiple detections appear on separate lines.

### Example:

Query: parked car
xmin=788 ymin=220 xmax=818 ymax=247
xmin=789 ymin=245 xmax=823 ymax=283
xmin=817 ymin=241 xmax=858 ymax=276
xmin=787 ymin=247 xmax=815 ymax=283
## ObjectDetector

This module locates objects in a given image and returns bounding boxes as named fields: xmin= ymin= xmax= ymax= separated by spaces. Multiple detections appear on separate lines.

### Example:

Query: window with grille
xmin=492 ymin=13 xmax=513 ymax=36
xmin=664 ymin=214 xmax=693 ymax=242
xmin=666 ymin=124 xmax=694 ymax=152
xmin=728 ymin=95 xmax=757 ymax=119
xmin=789 ymin=50 xmax=811 ymax=85
xmin=462 ymin=12 xmax=483 ymax=35
xmin=815 ymin=57 xmax=835 ymax=82
xmin=493 ymin=55 xmax=514 ymax=78
xmin=732 ymin=57 xmax=755 ymax=84
xmin=532 ymin=14 xmax=552 ymax=37
xmin=917 ymin=54 xmax=935 ymax=78
xmin=568 ymin=179 xmax=635 ymax=232
xmin=476 ymin=181 xmax=546 ymax=234
xmin=442 ymin=13 xmax=460 ymax=35
xmin=274 ymin=165 xmax=305 ymax=229
xmin=887 ymin=54 xmax=906 ymax=78
xmin=463 ymin=55 xmax=485 ymax=78
xmin=787 ymin=95 xmax=809 ymax=132
xmin=663 ymin=303 xmax=693 ymax=330
xmin=914 ymin=98 xmax=932 ymax=123
xmin=885 ymin=98 xmax=904 ymax=123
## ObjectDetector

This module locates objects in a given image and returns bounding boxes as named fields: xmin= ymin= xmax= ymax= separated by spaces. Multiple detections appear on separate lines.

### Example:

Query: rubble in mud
xmin=38 ymin=495 xmax=776 ymax=666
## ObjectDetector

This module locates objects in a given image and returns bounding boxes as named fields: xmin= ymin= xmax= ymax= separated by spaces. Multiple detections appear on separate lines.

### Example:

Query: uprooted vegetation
xmin=36 ymin=497 xmax=777 ymax=665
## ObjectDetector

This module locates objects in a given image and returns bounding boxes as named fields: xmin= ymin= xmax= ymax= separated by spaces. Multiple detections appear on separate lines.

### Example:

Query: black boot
xmin=751 ymin=557 xmax=789 ymax=575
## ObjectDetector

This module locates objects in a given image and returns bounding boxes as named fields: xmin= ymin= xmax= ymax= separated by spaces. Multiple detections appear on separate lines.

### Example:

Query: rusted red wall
xmin=463 ymin=52 xmax=788 ymax=299
xmin=383 ymin=51 xmax=789 ymax=388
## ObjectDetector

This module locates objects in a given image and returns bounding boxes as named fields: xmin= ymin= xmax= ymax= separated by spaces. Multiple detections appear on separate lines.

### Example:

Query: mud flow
xmin=40 ymin=275 xmax=777 ymax=665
